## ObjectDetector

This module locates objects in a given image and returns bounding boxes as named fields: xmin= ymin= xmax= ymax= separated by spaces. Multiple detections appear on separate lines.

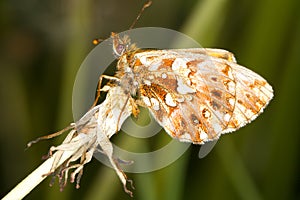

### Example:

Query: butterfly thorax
xmin=111 ymin=33 xmax=140 ymax=97
xmin=114 ymin=54 xmax=138 ymax=98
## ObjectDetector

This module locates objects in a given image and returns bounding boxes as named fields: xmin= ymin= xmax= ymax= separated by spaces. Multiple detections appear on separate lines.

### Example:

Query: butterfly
xmin=96 ymin=32 xmax=273 ymax=145
xmin=24 ymin=1 xmax=273 ymax=197
xmin=23 ymin=28 xmax=273 ymax=200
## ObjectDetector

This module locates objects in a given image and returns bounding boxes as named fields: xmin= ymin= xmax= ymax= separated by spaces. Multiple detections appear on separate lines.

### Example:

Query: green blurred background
xmin=1 ymin=0 xmax=299 ymax=199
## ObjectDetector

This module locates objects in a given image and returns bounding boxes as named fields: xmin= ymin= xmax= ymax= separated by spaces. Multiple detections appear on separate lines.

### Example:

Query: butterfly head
xmin=111 ymin=32 xmax=138 ymax=58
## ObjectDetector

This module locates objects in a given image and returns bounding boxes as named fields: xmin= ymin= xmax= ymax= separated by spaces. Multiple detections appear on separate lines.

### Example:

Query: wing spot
xmin=211 ymin=89 xmax=222 ymax=99
xmin=180 ymin=120 xmax=186 ymax=128
xmin=163 ymin=58 xmax=175 ymax=67
xmin=165 ymin=93 xmax=177 ymax=107
xmin=200 ymin=132 xmax=208 ymax=140
xmin=150 ymin=98 xmax=160 ymax=111
xmin=176 ymin=78 xmax=195 ymax=94
xmin=172 ymin=58 xmax=187 ymax=71
xmin=224 ymin=113 xmax=231 ymax=122
xmin=191 ymin=114 xmax=200 ymax=125
xmin=211 ymin=77 xmax=218 ymax=82
xmin=202 ymin=108 xmax=211 ymax=119
xmin=181 ymin=132 xmax=192 ymax=140
xmin=142 ymin=96 xmax=151 ymax=107
xmin=222 ymin=64 xmax=231 ymax=76
xmin=211 ymin=100 xmax=221 ymax=110
xmin=227 ymin=97 xmax=235 ymax=107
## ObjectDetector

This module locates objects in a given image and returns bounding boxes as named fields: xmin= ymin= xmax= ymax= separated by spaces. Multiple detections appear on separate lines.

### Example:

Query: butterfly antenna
xmin=129 ymin=0 xmax=152 ymax=29
xmin=93 ymin=0 xmax=152 ymax=45
xmin=92 ymin=38 xmax=104 ymax=45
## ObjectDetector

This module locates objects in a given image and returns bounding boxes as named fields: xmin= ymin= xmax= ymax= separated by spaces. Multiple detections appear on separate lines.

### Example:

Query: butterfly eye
xmin=111 ymin=33 xmax=128 ymax=57
xmin=116 ymin=44 xmax=126 ymax=56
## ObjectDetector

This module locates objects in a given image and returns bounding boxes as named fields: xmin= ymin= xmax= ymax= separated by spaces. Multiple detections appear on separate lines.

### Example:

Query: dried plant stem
xmin=2 ymin=150 xmax=75 ymax=200
xmin=3 ymin=86 xmax=134 ymax=199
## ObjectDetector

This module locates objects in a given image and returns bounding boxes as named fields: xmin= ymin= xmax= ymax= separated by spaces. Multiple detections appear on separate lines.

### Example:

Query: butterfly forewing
xmin=130 ymin=48 xmax=273 ymax=144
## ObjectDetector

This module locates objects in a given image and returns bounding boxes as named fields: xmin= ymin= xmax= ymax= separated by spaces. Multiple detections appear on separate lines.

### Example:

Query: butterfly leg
xmin=130 ymin=98 xmax=140 ymax=117
xmin=91 ymin=75 xmax=120 ymax=108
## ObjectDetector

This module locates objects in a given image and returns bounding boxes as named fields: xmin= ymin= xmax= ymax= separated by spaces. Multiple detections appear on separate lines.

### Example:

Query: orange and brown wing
xmin=133 ymin=48 xmax=273 ymax=144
